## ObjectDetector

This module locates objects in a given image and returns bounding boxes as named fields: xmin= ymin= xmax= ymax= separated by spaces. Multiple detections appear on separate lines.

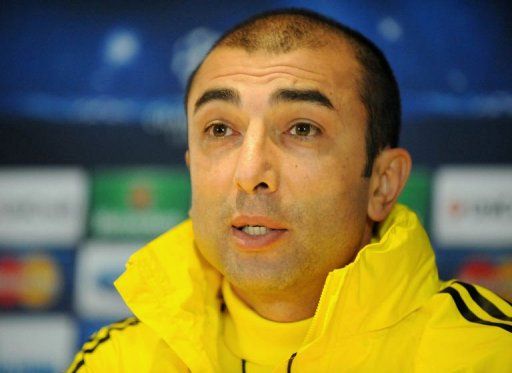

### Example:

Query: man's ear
xmin=185 ymin=150 xmax=190 ymax=169
xmin=367 ymin=148 xmax=412 ymax=222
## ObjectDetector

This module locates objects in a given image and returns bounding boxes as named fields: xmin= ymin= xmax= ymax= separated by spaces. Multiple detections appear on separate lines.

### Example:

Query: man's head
xmin=186 ymin=8 xmax=402 ymax=177
xmin=184 ymin=8 xmax=411 ymax=320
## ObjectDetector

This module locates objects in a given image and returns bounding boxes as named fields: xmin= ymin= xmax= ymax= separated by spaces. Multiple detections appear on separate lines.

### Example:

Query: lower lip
xmin=231 ymin=227 xmax=288 ymax=250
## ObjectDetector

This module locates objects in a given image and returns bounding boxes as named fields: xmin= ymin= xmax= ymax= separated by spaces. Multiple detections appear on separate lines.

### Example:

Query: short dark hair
xmin=185 ymin=8 xmax=401 ymax=176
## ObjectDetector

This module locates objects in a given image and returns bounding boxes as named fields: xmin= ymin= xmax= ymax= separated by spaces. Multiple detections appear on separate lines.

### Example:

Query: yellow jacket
xmin=68 ymin=205 xmax=512 ymax=372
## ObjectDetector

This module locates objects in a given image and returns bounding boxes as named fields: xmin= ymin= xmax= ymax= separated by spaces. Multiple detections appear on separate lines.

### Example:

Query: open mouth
xmin=230 ymin=216 xmax=288 ymax=248
xmin=231 ymin=222 xmax=288 ymax=249
xmin=234 ymin=225 xmax=274 ymax=236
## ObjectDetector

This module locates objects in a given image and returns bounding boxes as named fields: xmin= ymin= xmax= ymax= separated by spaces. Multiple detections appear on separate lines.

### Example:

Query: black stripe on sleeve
xmin=81 ymin=318 xmax=139 ymax=354
xmin=69 ymin=317 xmax=140 ymax=372
xmin=454 ymin=281 xmax=512 ymax=322
xmin=440 ymin=287 xmax=512 ymax=333
xmin=71 ymin=359 xmax=85 ymax=373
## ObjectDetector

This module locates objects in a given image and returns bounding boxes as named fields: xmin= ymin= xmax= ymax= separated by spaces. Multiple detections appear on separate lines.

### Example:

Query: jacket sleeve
xmin=66 ymin=319 xmax=130 ymax=373
xmin=416 ymin=282 xmax=512 ymax=372
xmin=65 ymin=316 xmax=190 ymax=372
xmin=467 ymin=339 xmax=512 ymax=372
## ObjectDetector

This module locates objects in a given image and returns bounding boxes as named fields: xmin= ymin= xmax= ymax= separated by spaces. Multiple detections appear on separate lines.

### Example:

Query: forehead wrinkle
xmin=202 ymin=70 xmax=330 ymax=98
xmin=215 ymin=67 xmax=324 ymax=79
xmin=202 ymin=59 xmax=326 ymax=81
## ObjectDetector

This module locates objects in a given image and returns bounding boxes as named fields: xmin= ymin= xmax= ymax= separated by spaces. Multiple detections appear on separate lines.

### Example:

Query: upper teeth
xmin=242 ymin=225 xmax=269 ymax=235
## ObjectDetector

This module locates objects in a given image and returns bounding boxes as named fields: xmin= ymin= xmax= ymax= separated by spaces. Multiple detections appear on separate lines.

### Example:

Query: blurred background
xmin=1 ymin=0 xmax=511 ymax=371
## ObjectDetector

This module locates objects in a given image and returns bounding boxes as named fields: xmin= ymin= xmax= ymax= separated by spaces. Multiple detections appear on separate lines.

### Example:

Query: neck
xmin=230 ymin=279 xmax=324 ymax=322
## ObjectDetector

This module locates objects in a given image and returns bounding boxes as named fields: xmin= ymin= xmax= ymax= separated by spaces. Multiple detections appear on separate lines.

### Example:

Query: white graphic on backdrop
xmin=377 ymin=17 xmax=403 ymax=42
xmin=433 ymin=166 xmax=512 ymax=248
xmin=0 ymin=168 xmax=88 ymax=246
xmin=171 ymin=27 xmax=220 ymax=88
xmin=0 ymin=315 xmax=76 ymax=372
xmin=75 ymin=241 xmax=140 ymax=318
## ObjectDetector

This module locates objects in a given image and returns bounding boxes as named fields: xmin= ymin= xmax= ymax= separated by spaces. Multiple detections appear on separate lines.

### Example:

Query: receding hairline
xmin=216 ymin=13 xmax=346 ymax=53
xmin=186 ymin=22 xmax=364 ymax=112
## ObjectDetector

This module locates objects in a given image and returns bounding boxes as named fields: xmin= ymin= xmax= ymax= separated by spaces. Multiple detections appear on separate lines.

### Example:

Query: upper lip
xmin=231 ymin=215 xmax=287 ymax=230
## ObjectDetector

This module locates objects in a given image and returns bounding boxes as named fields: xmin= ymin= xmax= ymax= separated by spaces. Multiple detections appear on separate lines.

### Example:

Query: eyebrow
xmin=194 ymin=88 xmax=241 ymax=113
xmin=270 ymin=88 xmax=335 ymax=110
xmin=193 ymin=87 xmax=335 ymax=114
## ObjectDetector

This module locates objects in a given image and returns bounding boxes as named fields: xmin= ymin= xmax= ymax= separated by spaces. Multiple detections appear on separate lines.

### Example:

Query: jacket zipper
xmin=287 ymin=352 xmax=297 ymax=372
xmin=240 ymin=352 xmax=297 ymax=373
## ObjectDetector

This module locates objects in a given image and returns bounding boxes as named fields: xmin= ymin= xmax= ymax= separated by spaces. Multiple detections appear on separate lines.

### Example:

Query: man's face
xmin=186 ymin=42 xmax=372 ymax=296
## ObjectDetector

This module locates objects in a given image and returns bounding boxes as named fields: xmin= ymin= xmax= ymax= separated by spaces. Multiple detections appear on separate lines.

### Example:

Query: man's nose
xmin=234 ymin=123 xmax=278 ymax=194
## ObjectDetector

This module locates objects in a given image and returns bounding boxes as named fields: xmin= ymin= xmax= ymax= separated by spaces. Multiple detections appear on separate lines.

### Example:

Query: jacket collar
xmin=115 ymin=204 xmax=440 ymax=369
xmin=115 ymin=220 xmax=222 ymax=372
xmin=303 ymin=204 xmax=440 ymax=347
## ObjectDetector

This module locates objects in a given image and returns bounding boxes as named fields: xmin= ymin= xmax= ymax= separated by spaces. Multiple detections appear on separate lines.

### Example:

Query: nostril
xmin=254 ymin=182 xmax=269 ymax=191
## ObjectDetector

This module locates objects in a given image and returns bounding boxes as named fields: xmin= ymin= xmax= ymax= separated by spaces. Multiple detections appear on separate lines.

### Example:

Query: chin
xmin=223 ymin=259 xmax=301 ymax=294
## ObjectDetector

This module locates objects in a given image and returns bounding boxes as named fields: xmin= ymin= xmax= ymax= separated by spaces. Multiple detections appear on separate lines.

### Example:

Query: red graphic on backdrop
xmin=0 ymin=254 xmax=62 ymax=310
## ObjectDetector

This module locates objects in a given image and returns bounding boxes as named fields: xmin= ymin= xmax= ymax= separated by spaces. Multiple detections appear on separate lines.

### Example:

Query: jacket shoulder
xmin=66 ymin=317 xmax=160 ymax=373
xmin=416 ymin=281 xmax=512 ymax=371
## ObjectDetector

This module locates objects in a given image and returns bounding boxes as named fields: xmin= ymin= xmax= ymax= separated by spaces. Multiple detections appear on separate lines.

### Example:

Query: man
xmin=68 ymin=9 xmax=511 ymax=372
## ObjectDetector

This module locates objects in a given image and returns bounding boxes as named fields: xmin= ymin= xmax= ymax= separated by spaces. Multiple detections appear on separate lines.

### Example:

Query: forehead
xmin=188 ymin=42 xmax=362 ymax=111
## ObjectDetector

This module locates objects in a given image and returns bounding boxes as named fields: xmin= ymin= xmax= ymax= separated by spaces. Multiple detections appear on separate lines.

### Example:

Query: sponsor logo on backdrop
xmin=446 ymin=198 xmax=512 ymax=220
xmin=90 ymin=169 xmax=190 ymax=239
xmin=0 ymin=253 xmax=63 ymax=310
xmin=433 ymin=167 xmax=512 ymax=247
xmin=92 ymin=210 xmax=183 ymax=237
xmin=457 ymin=256 xmax=512 ymax=301
xmin=0 ymin=168 xmax=88 ymax=246
xmin=0 ymin=315 xmax=76 ymax=372
xmin=75 ymin=242 xmax=139 ymax=318
xmin=130 ymin=184 xmax=153 ymax=210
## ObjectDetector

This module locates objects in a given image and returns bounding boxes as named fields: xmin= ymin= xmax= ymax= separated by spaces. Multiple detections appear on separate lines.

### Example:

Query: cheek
xmin=188 ymin=155 xmax=230 ymax=269
xmin=285 ymin=155 xmax=369 ymax=222
xmin=188 ymin=152 xmax=237 ymax=230
xmin=287 ymin=154 xmax=352 ymax=194
xmin=190 ymin=152 xmax=232 ymax=192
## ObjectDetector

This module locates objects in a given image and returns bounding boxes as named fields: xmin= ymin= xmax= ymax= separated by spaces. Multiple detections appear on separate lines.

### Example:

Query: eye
xmin=288 ymin=122 xmax=320 ymax=137
xmin=206 ymin=122 xmax=234 ymax=137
